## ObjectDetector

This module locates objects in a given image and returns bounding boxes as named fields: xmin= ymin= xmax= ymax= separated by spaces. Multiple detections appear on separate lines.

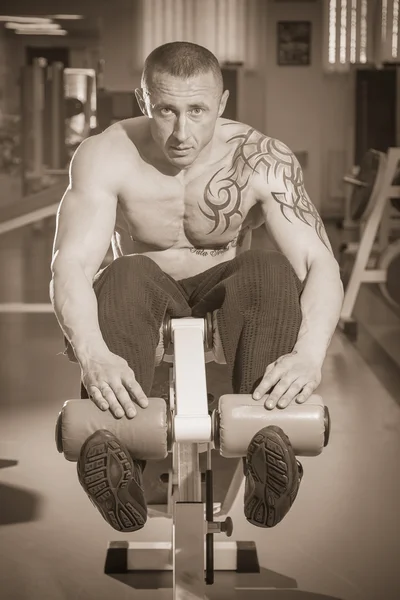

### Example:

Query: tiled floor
xmin=0 ymin=220 xmax=399 ymax=600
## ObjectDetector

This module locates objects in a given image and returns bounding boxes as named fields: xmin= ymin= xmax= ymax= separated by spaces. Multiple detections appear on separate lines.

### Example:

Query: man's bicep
xmin=254 ymin=139 xmax=333 ymax=278
xmin=52 ymin=139 xmax=118 ymax=279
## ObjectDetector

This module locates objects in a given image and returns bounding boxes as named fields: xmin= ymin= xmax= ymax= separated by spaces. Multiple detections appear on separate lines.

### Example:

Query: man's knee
xmin=95 ymin=255 xmax=163 ymax=306
xmin=228 ymin=249 xmax=303 ymax=305
xmin=99 ymin=255 xmax=164 ymax=289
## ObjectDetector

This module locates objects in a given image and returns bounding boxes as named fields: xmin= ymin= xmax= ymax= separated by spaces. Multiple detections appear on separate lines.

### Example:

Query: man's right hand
xmin=80 ymin=351 xmax=148 ymax=419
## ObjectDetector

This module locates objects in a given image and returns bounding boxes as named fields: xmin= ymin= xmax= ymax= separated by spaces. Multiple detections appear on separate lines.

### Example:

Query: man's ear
xmin=135 ymin=88 xmax=148 ymax=116
xmin=218 ymin=90 xmax=230 ymax=117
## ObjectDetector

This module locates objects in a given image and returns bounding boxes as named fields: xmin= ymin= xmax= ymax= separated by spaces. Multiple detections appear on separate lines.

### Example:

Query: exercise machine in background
xmin=339 ymin=148 xmax=400 ymax=339
xmin=20 ymin=59 xmax=96 ymax=195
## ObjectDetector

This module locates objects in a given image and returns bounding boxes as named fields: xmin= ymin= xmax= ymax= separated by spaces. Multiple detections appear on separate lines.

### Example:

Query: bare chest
xmin=116 ymin=157 xmax=262 ymax=251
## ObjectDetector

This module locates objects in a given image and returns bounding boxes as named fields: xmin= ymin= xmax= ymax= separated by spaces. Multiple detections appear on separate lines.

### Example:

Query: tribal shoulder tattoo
xmin=199 ymin=125 xmax=329 ymax=250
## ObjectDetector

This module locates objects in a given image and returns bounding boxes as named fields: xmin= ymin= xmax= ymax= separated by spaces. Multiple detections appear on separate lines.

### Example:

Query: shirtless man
xmin=50 ymin=42 xmax=343 ymax=532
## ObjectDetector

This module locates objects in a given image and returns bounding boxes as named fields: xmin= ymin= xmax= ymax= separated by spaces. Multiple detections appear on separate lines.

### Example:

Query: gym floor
xmin=0 ymin=219 xmax=399 ymax=600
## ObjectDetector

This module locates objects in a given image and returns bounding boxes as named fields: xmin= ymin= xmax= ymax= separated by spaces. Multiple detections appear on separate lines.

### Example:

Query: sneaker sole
xmin=77 ymin=430 xmax=147 ymax=532
xmin=244 ymin=425 xmax=299 ymax=528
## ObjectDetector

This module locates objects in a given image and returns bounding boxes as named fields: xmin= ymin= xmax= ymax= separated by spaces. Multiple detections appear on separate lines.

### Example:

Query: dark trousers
xmin=76 ymin=249 xmax=304 ymax=399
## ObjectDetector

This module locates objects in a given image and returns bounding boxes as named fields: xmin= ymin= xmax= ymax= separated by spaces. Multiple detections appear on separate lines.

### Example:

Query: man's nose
xmin=173 ymin=116 xmax=188 ymax=143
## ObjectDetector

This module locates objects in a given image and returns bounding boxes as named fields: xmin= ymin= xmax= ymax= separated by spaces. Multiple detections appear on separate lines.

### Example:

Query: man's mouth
xmin=170 ymin=146 xmax=191 ymax=152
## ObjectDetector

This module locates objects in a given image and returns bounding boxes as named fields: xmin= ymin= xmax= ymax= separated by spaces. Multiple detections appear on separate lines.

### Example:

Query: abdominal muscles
xmin=111 ymin=225 xmax=253 ymax=280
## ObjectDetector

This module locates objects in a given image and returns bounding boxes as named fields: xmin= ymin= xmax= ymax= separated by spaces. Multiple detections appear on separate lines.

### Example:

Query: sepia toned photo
xmin=0 ymin=2 xmax=399 ymax=600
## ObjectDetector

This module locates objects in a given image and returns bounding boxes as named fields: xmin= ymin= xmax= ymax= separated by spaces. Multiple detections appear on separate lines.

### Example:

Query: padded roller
xmin=56 ymin=397 xmax=170 ymax=462
xmin=215 ymin=394 xmax=329 ymax=458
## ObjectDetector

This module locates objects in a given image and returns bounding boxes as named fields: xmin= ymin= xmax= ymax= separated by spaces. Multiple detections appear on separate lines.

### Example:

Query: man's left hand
xmin=253 ymin=351 xmax=322 ymax=409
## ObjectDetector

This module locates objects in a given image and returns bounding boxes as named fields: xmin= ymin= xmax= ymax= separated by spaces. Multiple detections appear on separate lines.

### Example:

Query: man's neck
xmin=145 ymin=125 xmax=227 ymax=179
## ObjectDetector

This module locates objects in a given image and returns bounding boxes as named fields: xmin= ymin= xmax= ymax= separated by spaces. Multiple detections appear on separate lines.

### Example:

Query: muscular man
xmin=50 ymin=42 xmax=343 ymax=532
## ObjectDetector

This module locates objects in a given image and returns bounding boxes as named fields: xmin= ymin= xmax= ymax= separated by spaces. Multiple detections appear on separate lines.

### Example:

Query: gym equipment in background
xmin=20 ymin=60 xmax=96 ymax=194
xmin=339 ymin=148 xmax=400 ymax=339
xmin=340 ymin=150 xmax=388 ymax=287
xmin=342 ymin=149 xmax=383 ymax=227
xmin=56 ymin=314 xmax=330 ymax=600
xmin=20 ymin=59 xmax=66 ymax=192
xmin=64 ymin=67 xmax=96 ymax=156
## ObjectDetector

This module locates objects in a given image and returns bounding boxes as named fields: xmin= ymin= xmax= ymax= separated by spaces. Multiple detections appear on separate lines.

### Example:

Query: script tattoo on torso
xmin=200 ymin=126 xmax=329 ymax=249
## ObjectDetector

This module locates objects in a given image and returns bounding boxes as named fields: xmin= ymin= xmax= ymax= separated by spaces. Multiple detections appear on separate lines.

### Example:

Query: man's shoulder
xmin=216 ymin=121 xmax=296 ymax=192
xmin=98 ymin=116 xmax=148 ymax=149
xmin=218 ymin=118 xmax=251 ymax=140
xmin=218 ymin=118 xmax=280 ymax=148
xmin=218 ymin=122 xmax=295 ymax=173
xmin=76 ymin=117 xmax=148 ymax=162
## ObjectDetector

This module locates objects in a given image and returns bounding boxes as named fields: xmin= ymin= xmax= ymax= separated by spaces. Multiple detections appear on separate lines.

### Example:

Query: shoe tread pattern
xmin=244 ymin=425 xmax=301 ymax=528
xmin=77 ymin=430 xmax=147 ymax=532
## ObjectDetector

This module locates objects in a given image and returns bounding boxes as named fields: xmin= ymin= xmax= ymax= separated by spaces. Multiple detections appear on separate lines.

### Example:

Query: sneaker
xmin=244 ymin=425 xmax=303 ymax=528
xmin=77 ymin=429 xmax=147 ymax=532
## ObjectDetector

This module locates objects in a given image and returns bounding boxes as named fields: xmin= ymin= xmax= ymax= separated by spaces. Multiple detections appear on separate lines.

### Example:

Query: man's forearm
xmin=50 ymin=266 xmax=108 ymax=364
xmin=293 ymin=257 xmax=344 ymax=364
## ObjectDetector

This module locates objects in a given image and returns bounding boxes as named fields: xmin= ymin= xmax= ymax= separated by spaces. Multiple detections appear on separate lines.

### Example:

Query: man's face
xmin=140 ymin=71 xmax=228 ymax=168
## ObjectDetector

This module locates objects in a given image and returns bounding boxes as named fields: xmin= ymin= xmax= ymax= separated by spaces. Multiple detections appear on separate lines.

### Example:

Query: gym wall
xmin=264 ymin=0 xmax=352 ymax=215
xmin=0 ymin=0 xmax=362 ymax=216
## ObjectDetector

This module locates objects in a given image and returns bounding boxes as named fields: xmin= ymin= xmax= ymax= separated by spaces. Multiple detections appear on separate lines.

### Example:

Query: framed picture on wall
xmin=277 ymin=21 xmax=312 ymax=66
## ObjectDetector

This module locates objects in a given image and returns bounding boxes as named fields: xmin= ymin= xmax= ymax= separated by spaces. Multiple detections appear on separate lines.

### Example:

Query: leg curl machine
xmin=55 ymin=313 xmax=331 ymax=599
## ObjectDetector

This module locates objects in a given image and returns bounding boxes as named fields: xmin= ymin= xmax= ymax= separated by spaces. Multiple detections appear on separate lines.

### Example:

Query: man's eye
xmin=191 ymin=108 xmax=203 ymax=115
xmin=160 ymin=108 xmax=172 ymax=115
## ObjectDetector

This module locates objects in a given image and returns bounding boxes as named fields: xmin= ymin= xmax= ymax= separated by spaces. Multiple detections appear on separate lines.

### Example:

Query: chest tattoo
xmin=201 ymin=126 xmax=328 ymax=249
xmin=200 ymin=127 xmax=269 ymax=234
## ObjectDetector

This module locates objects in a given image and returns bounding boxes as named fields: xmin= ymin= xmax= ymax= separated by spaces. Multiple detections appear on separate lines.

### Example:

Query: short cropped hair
xmin=142 ymin=41 xmax=223 ymax=94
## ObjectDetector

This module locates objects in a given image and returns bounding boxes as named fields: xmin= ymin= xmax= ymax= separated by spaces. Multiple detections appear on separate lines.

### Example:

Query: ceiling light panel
xmin=5 ymin=22 xmax=61 ymax=30
xmin=14 ymin=29 xmax=68 ymax=36
xmin=50 ymin=14 xmax=84 ymax=20
xmin=0 ymin=16 xmax=52 ymax=23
